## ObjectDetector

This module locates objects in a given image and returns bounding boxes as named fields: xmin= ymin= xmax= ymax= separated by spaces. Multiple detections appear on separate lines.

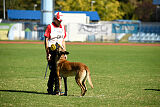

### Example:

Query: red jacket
xmin=44 ymin=22 xmax=67 ymax=39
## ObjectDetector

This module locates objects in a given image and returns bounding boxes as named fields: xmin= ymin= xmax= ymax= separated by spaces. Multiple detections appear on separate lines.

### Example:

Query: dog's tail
xmin=86 ymin=67 xmax=94 ymax=88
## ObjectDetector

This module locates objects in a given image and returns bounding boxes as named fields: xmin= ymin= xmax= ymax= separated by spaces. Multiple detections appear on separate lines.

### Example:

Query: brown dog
xmin=57 ymin=52 xmax=94 ymax=96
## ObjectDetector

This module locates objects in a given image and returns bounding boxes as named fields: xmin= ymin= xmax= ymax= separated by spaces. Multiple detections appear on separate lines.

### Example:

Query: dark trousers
xmin=47 ymin=51 xmax=59 ymax=92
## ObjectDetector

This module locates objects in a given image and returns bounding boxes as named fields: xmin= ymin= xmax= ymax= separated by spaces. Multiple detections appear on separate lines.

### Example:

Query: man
xmin=44 ymin=12 xmax=67 ymax=95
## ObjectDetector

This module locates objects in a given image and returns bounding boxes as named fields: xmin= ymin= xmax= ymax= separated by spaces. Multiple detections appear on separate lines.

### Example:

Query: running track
xmin=0 ymin=41 xmax=160 ymax=46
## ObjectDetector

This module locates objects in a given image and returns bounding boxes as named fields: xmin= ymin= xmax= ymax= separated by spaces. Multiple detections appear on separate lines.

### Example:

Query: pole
xmin=3 ymin=0 xmax=5 ymax=19
xmin=91 ymin=1 xmax=95 ymax=11
xmin=156 ymin=5 xmax=160 ymax=22
xmin=41 ymin=0 xmax=54 ymax=25
xmin=91 ymin=2 xmax=93 ymax=11
xmin=156 ymin=5 xmax=158 ymax=21
xmin=34 ymin=4 xmax=37 ymax=11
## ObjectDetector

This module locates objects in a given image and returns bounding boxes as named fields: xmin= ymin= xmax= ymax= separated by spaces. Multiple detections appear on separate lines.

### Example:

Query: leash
xmin=44 ymin=63 xmax=49 ymax=79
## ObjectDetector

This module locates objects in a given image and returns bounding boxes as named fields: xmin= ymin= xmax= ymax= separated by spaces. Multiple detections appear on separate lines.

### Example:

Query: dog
xmin=56 ymin=51 xmax=94 ymax=96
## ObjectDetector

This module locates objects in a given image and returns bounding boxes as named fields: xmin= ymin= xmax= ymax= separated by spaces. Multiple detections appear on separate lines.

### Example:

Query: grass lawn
xmin=0 ymin=43 xmax=160 ymax=106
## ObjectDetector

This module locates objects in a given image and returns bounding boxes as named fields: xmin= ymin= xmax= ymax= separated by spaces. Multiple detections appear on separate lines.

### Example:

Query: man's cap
xmin=54 ymin=12 xmax=63 ymax=21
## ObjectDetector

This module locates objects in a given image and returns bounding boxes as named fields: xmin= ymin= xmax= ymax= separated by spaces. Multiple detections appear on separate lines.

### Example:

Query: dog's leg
xmin=75 ymin=75 xmax=85 ymax=96
xmin=76 ymin=80 xmax=84 ymax=96
xmin=82 ymin=80 xmax=87 ymax=91
xmin=63 ymin=77 xmax=68 ymax=96
xmin=56 ymin=68 xmax=62 ymax=95
xmin=80 ymin=70 xmax=88 ymax=96
xmin=82 ymin=70 xmax=88 ymax=96
xmin=82 ymin=80 xmax=87 ymax=96
xmin=58 ymin=76 xmax=62 ymax=93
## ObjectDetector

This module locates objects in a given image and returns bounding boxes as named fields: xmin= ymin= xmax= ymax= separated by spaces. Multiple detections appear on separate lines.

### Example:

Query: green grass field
xmin=0 ymin=43 xmax=160 ymax=106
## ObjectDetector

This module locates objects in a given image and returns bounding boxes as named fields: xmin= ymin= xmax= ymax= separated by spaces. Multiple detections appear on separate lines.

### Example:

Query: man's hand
xmin=47 ymin=54 xmax=51 ymax=61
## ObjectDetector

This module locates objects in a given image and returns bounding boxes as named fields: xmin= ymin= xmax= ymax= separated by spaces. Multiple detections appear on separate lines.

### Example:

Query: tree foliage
xmin=0 ymin=0 xmax=157 ymax=21
xmin=0 ymin=0 xmax=41 ymax=18
xmin=119 ymin=0 xmax=157 ymax=21
xmin=135 ymin=0 xmax=156 ymax=21
xmin=56 ymin=0 xmax=92 ymax=11
xmin=56 ymin=0 xmax=124 ymax=21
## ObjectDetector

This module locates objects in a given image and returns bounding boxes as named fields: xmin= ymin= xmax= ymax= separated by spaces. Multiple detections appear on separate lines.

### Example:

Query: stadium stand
xmin=128 ymin=26 xmax=160 ymax=42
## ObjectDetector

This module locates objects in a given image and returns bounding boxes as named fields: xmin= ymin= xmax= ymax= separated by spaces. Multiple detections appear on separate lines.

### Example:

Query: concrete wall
xmin=62 ymin=13 xmax=89 ymax=25
xmin=8 ymin=23 xmax=25 ymax=40
xmin=0 ymin=31 xmax=8 ymax=40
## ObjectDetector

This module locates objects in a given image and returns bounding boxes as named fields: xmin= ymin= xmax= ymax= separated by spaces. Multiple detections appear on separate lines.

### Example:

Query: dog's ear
xmin=65 ymin=51 xmax=69 ymax=55
xmin=59 ymin=51 xmax=69 ymax=55
xmin=59 ymin=51 xmax=64 ymax=55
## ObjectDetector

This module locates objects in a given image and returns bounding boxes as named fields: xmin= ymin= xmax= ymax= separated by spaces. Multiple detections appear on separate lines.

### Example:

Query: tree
xmin=135 ymin=0 xmax=156 ymax=21
xmin=119 ymin=0 xmax=138 ymax=20
xmin=56 ymin=0 xmax=92 ymax=11
xmin=56 ymin=0 xmax=124 ymax=21
xmin=119 ymin=0 xmax=157 ymax=21
xmin=95 ymin=0 xmax=124 ymax=20
xmin=5 ymin=0 xmax=41 ymax=10
xmin=0 ymin=0 xmax=157 ymax=21
xmin=0 ymin=0 xmax=41 ymax=19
